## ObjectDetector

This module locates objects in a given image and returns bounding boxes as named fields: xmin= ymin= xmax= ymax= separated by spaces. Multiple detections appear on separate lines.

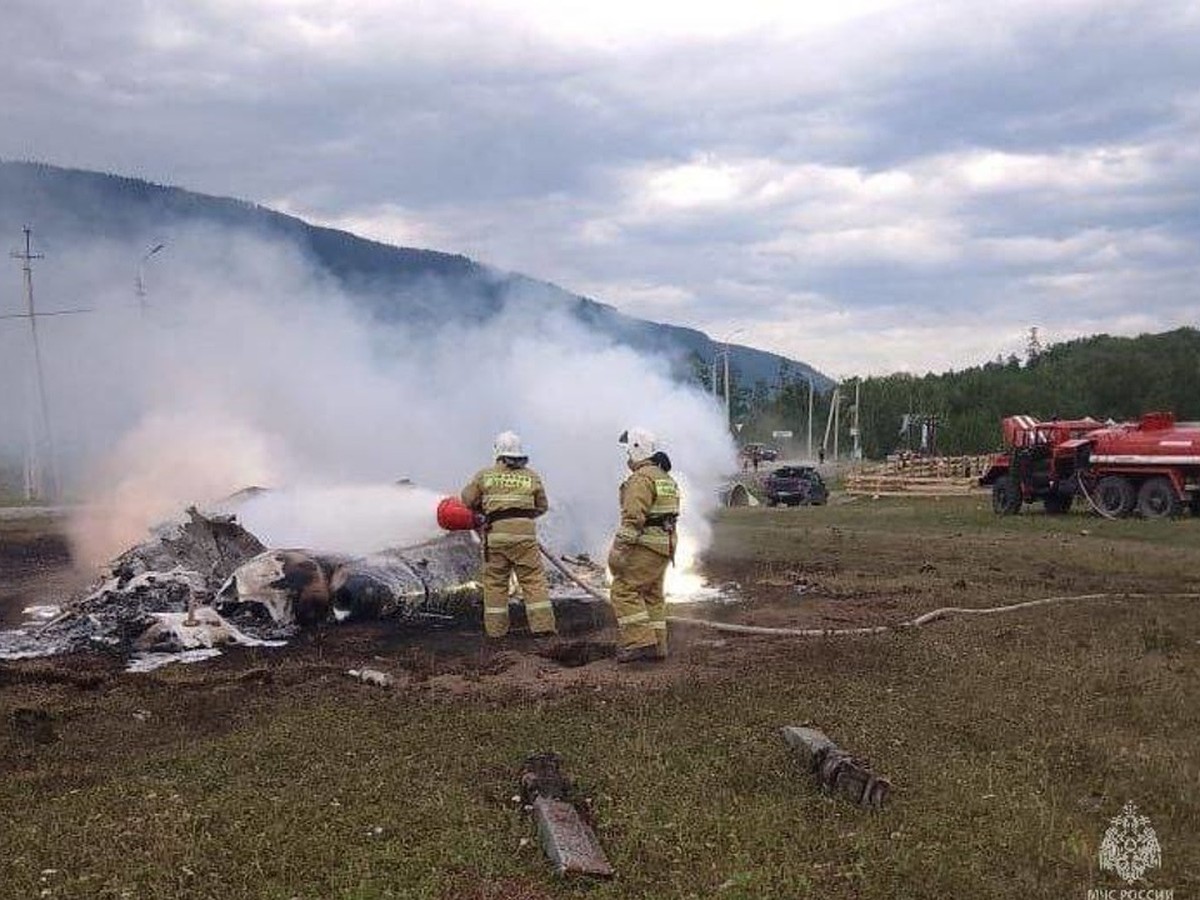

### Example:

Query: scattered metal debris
xmin=519 ymin=752 xmax=613 ymax=878
xmin=0 ymin=509 xmax=268 ymax=662
xmin=781 ymin=726 xmax=892 ymax=809
xmin=108 ymin=505 xmax=265 ymax=585
xmin=347 ymin=668 xmax=396 ymax=688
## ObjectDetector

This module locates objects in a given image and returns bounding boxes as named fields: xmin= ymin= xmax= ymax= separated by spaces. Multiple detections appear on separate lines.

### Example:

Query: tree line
xmin=697 ymin=327 xmax=1200 ymax=459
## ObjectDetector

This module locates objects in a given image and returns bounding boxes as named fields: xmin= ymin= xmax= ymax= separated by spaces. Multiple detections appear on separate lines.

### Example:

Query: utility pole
xmin=723 ymin=344 xmax=731 ymax=431
xmin=807 ymin=377 xmax=814 ymax=461
xmin=833 ymin=389 xmax=840 ymax=461
xmin=9 ymin=227 xmax=60 ymax=501
xmin=822 ymin=385 xmax=838 ymax=461
xmin=852 ymin=378 xmax=861 ymax=461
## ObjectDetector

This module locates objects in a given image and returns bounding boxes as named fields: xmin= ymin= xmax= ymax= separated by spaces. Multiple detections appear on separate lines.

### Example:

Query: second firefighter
xmin=607 ymin=426 xmax=680 ymax=663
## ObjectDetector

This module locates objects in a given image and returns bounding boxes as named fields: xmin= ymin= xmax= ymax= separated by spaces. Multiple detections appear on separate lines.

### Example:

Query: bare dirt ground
xmin=0 ymin=514 xmax=80 ymax=628
xmin=1 ymin=498 xmax=1197 ymax=722
xmin=2 ymin=499 xmax=1198 ymax=899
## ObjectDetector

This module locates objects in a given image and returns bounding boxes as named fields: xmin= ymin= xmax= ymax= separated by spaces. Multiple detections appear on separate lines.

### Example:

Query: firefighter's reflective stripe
xmin=482 ymin=472 xmax=535 ymax=488
xmin=618 ymin=465 xmax=680 ymax=556
xmin=608 ymin=542 xmax=669 ymax=652
xmin=478 ymin=470 xmax=538 ymax=524
xmin=468 ymin=465 xmax=544 ymax=544
xmin=643 ymin=477 xmax=679 ymax=549
xmin=486 ymin=493 xmax=534 ymax=505
xmin=479 ymin=538 xmax=556 ymax=637
xmin=648 ymin=478 xmax=679 ymax=515
xmin=480 ymin=473 xmax=535 ymax=504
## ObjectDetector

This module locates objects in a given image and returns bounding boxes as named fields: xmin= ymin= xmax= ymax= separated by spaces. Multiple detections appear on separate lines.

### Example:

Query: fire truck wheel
xmin=992 ymin=477 xmax=1022 ymax=515
xmin=1094 ymin=475 xmax=1135 ymax=517
xmin=1136 ymin=477 xmax=1181 ymax=519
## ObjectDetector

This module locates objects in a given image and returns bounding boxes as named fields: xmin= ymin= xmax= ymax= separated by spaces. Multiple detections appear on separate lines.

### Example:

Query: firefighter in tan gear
xmin=461 ymin=431 xmax=557 ymax=638
xmin=607 ymin=427 xmax=680 ymax=663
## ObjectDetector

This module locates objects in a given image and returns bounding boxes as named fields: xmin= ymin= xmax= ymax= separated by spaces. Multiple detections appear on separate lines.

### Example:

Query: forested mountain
xmin=0 ymin=161 xmax=830 ymax=391
xmin=741 ymin=328 xmax=1200 ymax=457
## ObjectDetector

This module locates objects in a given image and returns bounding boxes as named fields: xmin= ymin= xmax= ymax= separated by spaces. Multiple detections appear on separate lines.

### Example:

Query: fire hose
xmin=1075 ymin=473 xmax=1121 ymax=520
xmin=538 ymin=544 xmax=1199 ymax=636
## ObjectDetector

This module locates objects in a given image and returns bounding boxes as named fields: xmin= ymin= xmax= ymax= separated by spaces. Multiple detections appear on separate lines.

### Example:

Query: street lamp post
xmin=136 ymin=242 xmax=166 ymax=315
xmin=718 ymin=328 xmax=745 ymax=433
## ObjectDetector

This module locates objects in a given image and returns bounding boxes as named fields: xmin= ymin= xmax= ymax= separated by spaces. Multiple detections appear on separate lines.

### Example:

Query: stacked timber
xmin=843 ymin=455 xmax=991 ymax=497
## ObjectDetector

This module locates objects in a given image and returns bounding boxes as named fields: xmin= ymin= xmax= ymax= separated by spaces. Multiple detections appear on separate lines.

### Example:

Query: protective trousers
xmin=608 ymin=542 xmax=669 ymax=657
xmin=481 ymin=537 xmax=556 ymax=637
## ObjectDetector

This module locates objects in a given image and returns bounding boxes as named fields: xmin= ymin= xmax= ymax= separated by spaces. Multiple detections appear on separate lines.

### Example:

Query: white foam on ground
xmin=21 ymin=605 xmax=63 ymax=621
xmin=0 ymin=628 xmax=67 ymax=660
xmin=667 ymin=580 xmax=740 ymax=605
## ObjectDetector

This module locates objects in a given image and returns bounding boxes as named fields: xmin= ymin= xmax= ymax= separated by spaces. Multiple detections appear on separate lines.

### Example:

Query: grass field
xmin=2 ymin=497 xmax=1198 ymax=898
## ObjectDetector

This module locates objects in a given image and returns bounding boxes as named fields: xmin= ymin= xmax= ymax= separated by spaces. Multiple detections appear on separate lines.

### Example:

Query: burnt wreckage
xmin=0 ymin=505 xmax=606 ymax=664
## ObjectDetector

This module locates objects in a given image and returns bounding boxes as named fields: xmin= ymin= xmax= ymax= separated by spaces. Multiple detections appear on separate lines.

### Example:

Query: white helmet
xmin=619 ymin=426 xmax=657 ymax=463
xmin=493 ymin=430 xmax=526 ymax=460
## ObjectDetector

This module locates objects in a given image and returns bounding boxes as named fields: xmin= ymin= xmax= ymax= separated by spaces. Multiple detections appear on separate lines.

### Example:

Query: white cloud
xmin=954 ymin=147 xmax=1153 ymax=193
xmin=2 ymin=0 xmax=1199 ymax=379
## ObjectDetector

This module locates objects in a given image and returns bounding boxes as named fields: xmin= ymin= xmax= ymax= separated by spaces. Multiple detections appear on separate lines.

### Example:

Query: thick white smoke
xmin=0 ymin=225 xmax=737 ymax=591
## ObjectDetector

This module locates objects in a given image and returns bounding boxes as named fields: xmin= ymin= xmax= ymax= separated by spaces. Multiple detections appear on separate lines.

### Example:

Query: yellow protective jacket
xmin=461 ymin=463 xmax=548 ymax=545
xmin=615 ymin=461 xmax=680 ymax=557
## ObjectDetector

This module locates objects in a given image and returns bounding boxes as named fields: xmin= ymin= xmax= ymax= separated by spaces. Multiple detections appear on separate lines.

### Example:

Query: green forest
xmin=717 ymin=327 xmax=1200 ymax=459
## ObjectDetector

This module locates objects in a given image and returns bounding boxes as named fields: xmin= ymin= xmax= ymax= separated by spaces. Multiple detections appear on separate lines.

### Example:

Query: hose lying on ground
xmin=670 ymin=592 xmax=1200 ymax=637
xmin=538 ymin=544 xmax=1200 ymax=637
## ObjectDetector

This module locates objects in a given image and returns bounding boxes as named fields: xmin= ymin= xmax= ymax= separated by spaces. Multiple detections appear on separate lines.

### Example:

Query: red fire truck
xmin=979 ymin=412 xmax=1200 ymax=518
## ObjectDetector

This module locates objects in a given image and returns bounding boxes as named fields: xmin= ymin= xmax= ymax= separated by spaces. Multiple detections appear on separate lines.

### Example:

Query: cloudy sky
xmin=2 ymin=0 xmax=1198 ymax=377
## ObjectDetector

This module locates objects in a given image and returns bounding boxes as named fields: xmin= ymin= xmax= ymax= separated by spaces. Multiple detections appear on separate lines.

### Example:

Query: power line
xmin=0 ymin=307 xmax=94 ymax=320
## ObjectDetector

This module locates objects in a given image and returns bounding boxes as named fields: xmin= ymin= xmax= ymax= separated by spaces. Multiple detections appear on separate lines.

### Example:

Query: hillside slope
xmin=0 ymin=161 xmax=831 ymax=391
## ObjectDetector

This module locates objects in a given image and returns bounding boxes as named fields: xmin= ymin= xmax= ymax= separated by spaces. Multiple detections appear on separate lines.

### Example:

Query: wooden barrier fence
xmin=842 ymin=455 xmax=993 ymax=497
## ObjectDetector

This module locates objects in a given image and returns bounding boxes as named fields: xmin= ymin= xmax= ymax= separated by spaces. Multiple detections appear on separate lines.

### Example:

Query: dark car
xmin=763 ymin=465 xmax=827 ymax=507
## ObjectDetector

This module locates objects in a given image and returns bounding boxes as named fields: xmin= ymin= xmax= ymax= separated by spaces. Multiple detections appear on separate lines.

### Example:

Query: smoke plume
xmin=0 ymin=224 xmax=737 ymax=587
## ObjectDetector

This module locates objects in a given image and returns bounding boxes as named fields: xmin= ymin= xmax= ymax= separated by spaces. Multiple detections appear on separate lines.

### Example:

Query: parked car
xmin=740 ymin=443 xmax=780 ymax=468
xmin=763 ymin=465 xmax=828 ymax=507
